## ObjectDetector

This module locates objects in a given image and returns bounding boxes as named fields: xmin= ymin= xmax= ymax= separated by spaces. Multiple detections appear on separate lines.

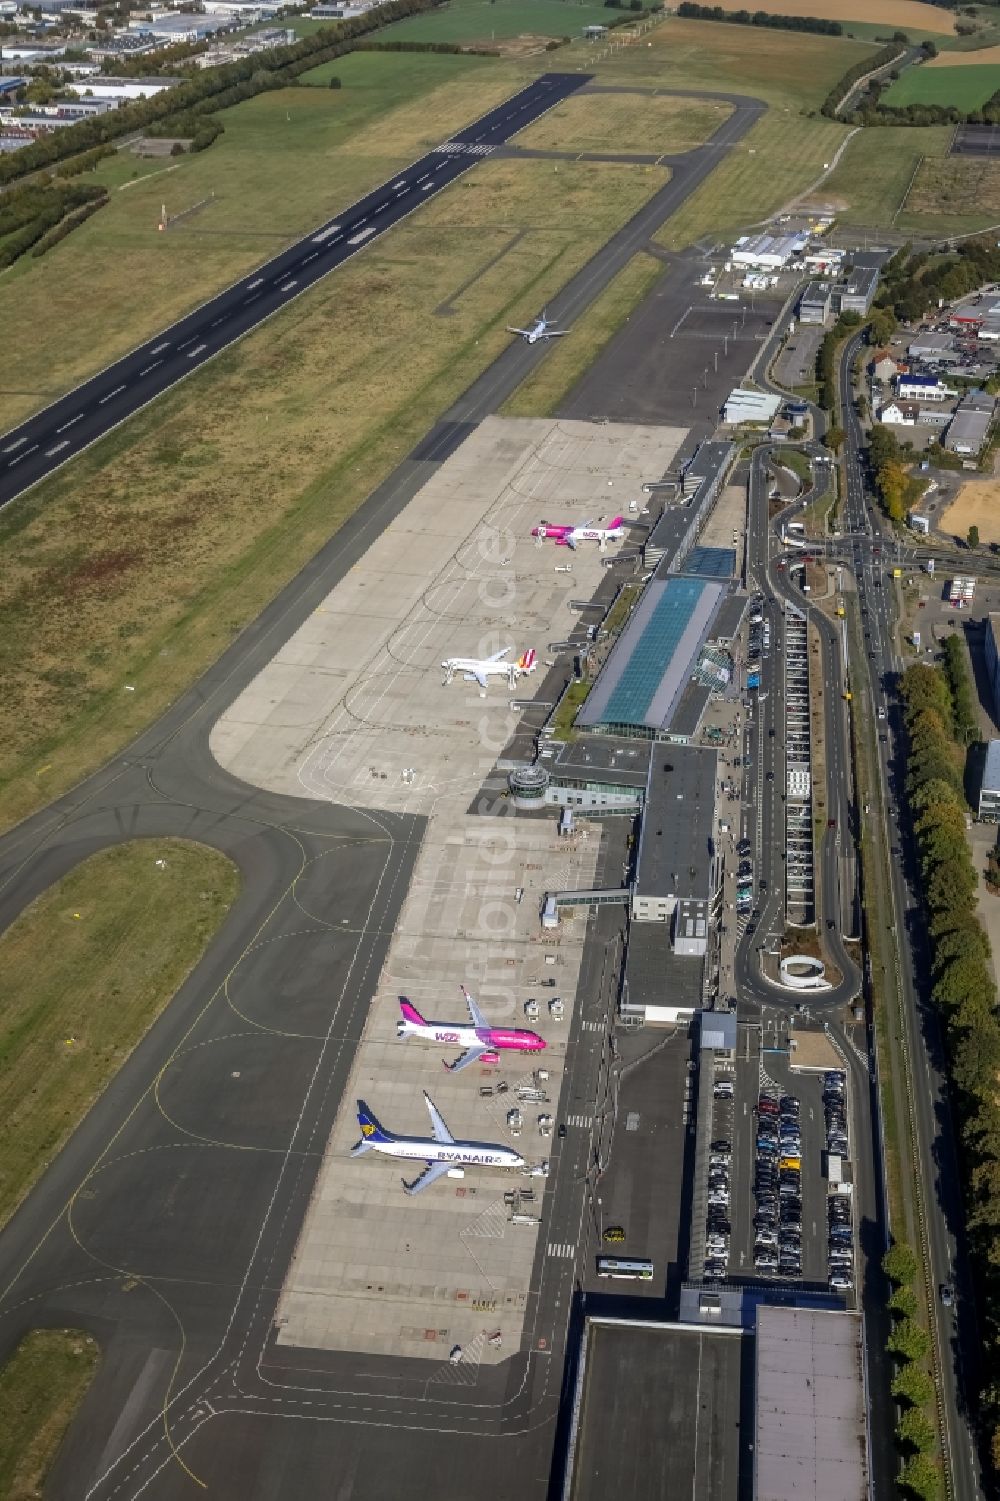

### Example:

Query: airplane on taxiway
xmin=506 ymin=309 xmax=568 ymax=344
xmin=441 ymin=646 xmax=537 ymax=692
xmin=532 ymin=516 xmax=626 ymax=551
xmin=397 ymin=988 xmax=546 ymax=1071
xmin=352 ymin=1093 xmax=526 ymax=1194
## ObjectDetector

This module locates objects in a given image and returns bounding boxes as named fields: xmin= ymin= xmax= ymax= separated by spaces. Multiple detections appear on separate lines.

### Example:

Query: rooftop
xmin=634 ymin=742 xmax=717 ymax=900
xmin=545 ymin=734 xmax=652 ymax=791
xmin=624 ymin=919 xmax=706 ymax=1013
xmin=685 ymin=545 xmax=737 ymax=579
xmin=565 ymin=1319 xmax=747 ymax=1501
xmin=983 ymin=737 xmax=1000 ymax=795
xmin=799 ymin=281 xmax=831 ymax=307
xmin=577 ymin=576 xmax=727 ymax=734
xmin=754 ymin=1306 xmax=868 ymax=1501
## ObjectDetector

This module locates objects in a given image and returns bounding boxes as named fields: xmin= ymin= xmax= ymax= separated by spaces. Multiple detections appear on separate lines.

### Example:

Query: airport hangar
xmin=507 ymin=441 xmax=745 ymax=1025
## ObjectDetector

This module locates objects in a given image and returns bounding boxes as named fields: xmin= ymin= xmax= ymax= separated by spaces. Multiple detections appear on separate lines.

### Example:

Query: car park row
xmin=753 ymin=1087 xmax=803 ymax=1279
xmin=703 ymin=1073 xmax=736 ymax=1282
xmin=824 ymin=1070 xmax=855 ymax=1292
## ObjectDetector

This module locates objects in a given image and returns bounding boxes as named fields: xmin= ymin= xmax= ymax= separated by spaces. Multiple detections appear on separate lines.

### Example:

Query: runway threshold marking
xmin=2 ymin=436 xmax=26 ymax=453
xmin=45 ymin=439 xmax=69 ymax=457
xmin=187 ymin=344 xmax=207 ymax=359
xmin=347 ymin=227 xmax=377 ymax=246
xmin=311 ymin=224 xmax=341 ymax=244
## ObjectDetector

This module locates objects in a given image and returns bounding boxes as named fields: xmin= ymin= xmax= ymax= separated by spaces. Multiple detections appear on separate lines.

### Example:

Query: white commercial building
xmin=897 ymin=375 xmax=952 ymax=402
xmin=723 ymin=389 xmax=782 ymax=426
xmin=730 ymin=231 xmax=808 ymax=271
xmin=67 ymin=74 xmax=182 ymax=100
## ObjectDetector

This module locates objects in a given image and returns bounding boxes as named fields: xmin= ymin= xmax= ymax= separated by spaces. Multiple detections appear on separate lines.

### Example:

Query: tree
xmin=899 ymin=1452 xmax=941 ymax=1500
xmin=825 ymin=425 xmax=845 ymax=453
xmin=968 ymin=524 xmax=980 ymax=549
xmin=883 ymin=1241 xmax=918 ymax=1287
xmin=887 ymin=1317 xmax=930 ymax=1363
xmin=897 ymin=1407 xmax=936 ymax=1454
xmin=869 ymin=307 xmax=897 ymax=346
xmin=892 ymin=1365 xmax=934 ymax=1406
xmin=889 ymin=1283 xmax=918 ymax=1320
xmin=328 ymin=74 xmax=341 ymax=87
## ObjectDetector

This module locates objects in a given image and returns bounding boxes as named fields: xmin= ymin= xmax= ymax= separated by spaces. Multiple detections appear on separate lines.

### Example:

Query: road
xmin=0 ymin=84 xmax=768 ymax=1501
xmin=837 ymin=329 xmax=983 ymax=1501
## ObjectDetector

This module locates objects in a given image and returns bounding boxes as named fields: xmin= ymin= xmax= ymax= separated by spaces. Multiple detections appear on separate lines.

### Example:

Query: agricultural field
xmin=883 ymin=59 xmax=1000 ymax=107
xmin=0 ymin=841 xmax=238 ymax=1227
xmin=513 ymin=91 xmax=732 ymax=155
xmin=0 ymin=153 xmax=665 ymax=829
xmin=0 ymin=1331 xmax=100 ymax=1501
xmin=655 ymin=112 xmax=850 ymax=252
xmin=377 ymin=0 xmax=612 ymax=45
xmin=0 ymin=51 xmax=525 ymax=431
xmin=678 ymin=0 xmax=956 ymax=29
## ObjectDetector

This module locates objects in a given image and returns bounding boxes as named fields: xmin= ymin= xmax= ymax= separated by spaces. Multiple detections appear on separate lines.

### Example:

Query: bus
xmin=596 ymin=1257 xmax=654 ymax=1281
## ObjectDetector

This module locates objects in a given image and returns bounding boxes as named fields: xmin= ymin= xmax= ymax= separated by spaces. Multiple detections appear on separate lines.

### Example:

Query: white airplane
xmin=352 ymin=1093 xmax=526 ymax=1195
xmin=506 ymin=309 xmax=568 ymax=345
xmin=441 ymin=646 xmax=537 ymax=693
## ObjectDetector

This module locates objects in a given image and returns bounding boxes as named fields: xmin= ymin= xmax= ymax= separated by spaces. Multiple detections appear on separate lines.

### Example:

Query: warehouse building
xmin=945 ymin=392 xmax=996 ymax=455
xmin=722 ymin=389 xmax=782 ymax=427
xmin=835 ymin=266 xmax=878 ymax=317
xmin=978 ymin=738 xmax=1000 ymax=821
xmin=730 ymin=231 xmax=807 ymax=271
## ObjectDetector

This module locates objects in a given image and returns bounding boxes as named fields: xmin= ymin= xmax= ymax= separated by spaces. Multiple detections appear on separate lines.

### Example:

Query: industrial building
xmin=730 ymin=232 xmax=807 ymax=271
xmin=630 ymin=743 xmax=717 ymax=949
xmin=979 ymin=738 xmax=1000 ymax=821
xmin=128 ymin=13 xmax=229 ymax=40
xmin=835 ymin=266 xmax=878 ymax=317
xmin=797 ymin=282 xmax=832 ymax=325
xmin=722 ymin=389 xmax=782 ymax=427
xmin=945 ymin=392 xmax=996 ymax=455
xmin=67 ymin=74 xmax=181 ymax=101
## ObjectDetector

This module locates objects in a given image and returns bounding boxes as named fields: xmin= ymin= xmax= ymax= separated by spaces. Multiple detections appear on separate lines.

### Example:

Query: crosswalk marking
xmin=547 ymin=1242 xmax=574 ymax=1259
xmin=565 ymin=1113 xmax=592 ymax=1128
xmin=582 ymin=1020 xmax=603 ymax=1032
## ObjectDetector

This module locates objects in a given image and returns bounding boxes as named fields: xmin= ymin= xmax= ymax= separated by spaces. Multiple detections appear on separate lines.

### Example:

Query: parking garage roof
xmin=634 ymin=743 xmax=717 ymax=900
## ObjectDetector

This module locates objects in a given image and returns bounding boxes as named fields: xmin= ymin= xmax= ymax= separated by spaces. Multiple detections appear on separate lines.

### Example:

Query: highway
xmin=0 ymin=72 xmax=589 ymax=508
xmin=836 ymin=330 xmax=983 ymax=1501
xmin=0 ymin=83 xmax=770 ymax=1501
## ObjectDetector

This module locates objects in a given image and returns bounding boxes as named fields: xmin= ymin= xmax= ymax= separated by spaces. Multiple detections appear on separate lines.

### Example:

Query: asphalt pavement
xmin=0 ymin=82 xmax=771 ymax=1501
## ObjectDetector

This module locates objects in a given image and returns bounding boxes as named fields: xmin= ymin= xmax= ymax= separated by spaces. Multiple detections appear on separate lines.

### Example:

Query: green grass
xmin=550 ymin=678 xmax=591 ymax=739
xmin=0 ymin=841 xmax=238 ymax=1227
xmin=379 ymin=0 xmax=612 ymax=44
xmin=884 ymin=61 xmax=1000 ymax=107
xmin=655 ymin=112 xmax=850 ymax=252
xmin=0 ymin=1330 xmax=100 ymax=1501
xmin=0 ymin=52 xmax=520 ymax=432
xmin=503 ymin=252 xmax=663 ymax=416
xmin=822 ymin=123 xmax=1000 ymax=236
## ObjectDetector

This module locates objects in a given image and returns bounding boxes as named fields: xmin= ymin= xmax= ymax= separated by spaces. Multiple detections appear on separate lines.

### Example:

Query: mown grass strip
xmin=0 ymin=1329 xmax=100 ymax=1501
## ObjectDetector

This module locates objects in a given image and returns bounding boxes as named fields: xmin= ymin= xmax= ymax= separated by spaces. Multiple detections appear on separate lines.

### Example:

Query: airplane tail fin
xmin=517 ymin=649 xmax=537 ymax=673
xmin=352 ymin=1100 xmax=394 ymax=1154
xmin=609 ymin=516 xmax=624 ymax=529
xmin=398 ymin=997 xmax=426 ymax=1028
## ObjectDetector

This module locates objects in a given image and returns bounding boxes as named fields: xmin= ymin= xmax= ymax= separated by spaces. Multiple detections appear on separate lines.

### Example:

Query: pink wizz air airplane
xmin=531 ymin=517 xmax=626 ymax=551
xmin=397 ymin=987 xmax=546 ymax=1072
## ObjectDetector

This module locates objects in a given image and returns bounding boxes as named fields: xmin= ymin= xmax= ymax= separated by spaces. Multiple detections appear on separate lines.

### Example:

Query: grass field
xmin=377 ymin=0 xmax=611 ymax=44
xmin=0 ymin=52 xmax=525 ymax=431
xmin=883 ymin=60 xmax=1000 ymax=106
xmin=0 ymin=1330 xmax=100 ymax=1501
xmin=821 ymin=123 xmax=1000 ymax=235
xmin=502 ymin=251 xmax=664 ymax=416
xmin=0 ymin=841 xmax=238 ymax=1226
xmin=655 ymin=113 xmax=850 ymax=251
xmin=686 ymin=0 xmax=956 ymax=28
xmin=590 ymin=16 xmax=875 ymax=111
xmin=514 ymin=91 xmax=732 ymax=155
xmin=0 ymin=152 xmax=664 ymax=830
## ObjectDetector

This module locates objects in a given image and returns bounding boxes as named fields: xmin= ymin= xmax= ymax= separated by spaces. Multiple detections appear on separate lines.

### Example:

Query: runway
xmin=0 ymin=72 xmax=587 ymax=510
xmin=0 ymin=84 xmax=766 ymax=1501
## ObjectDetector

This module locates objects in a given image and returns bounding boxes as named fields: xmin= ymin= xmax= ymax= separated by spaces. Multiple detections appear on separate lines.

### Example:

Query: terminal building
xmin=979 ymin=738 xmax=1000 ymax=822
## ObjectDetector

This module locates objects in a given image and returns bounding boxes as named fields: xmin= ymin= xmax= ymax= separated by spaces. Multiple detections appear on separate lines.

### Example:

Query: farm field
xmin=0 ymin=51 xmax=523 ymax=431
xmin=902 ymin=153 xmax=1000 ymax=232
xmin=0 ymin=841 xmax=238 ymax=1228
xmin=926 ymin=40 xmax=1000 ymax=62
xmin=513 ymin=91 xmax=732 ymax=155
xmin=585 ymin=16 xmax=876 ymax=110
xmin=674 ymin=0 xmax=956 ymax=30
xmin=0 ymin=153 xmax=665 ymax=829
xmin=883 ymin=60 xmax=1000 ymax=106
xmin=821 ymin=123 xmax=1000 ymax=234
xmin=377 ymin=0 xmax=612 ymax=44
xmin=654 ymin=112 xmax=850 ymax=251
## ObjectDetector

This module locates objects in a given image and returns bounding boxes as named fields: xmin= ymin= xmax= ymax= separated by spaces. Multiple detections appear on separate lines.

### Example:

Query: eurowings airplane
xmin=351 ymin=1093 xmax=526 ymax=1194
xmin=441 ymin=646 xmax=537 ymax=692
xmin=531 ymin=517 xmax=626 ymax=552
xmin=397 ymin=987 xmax=546 ymax=1072
xmin=506 ymin=310 xmax=568 ymax=345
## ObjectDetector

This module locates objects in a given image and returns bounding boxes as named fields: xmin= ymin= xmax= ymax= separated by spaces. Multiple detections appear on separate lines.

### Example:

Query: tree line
xmin=882 ymin=1241 xmax=940 ymax=1499
xmin=820 ymin=40 xmax=906 ymax=117
xmin=677 ymin=3 xmax=843 ymax=34
xmin=876 ymin=238 xmax=1000 ymax=325
xmin=866 ymin=422 xmax=925 ymax=522
xmin=0 ymin=0 xmax=443 ymax=187
xmin=0 ymin=177 xmax=108 ymax=269
xmin=898 ymin=654 xmax=1000 ymax=1477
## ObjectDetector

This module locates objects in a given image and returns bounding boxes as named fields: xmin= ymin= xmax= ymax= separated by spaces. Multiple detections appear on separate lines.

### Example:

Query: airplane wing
xmin=486 ymin=648 xmax=510 ymax=662
xmin=473 ymin=670 xmax=489 ymax=690
xmin=507 ymin=326 xmax=532 ymax=338
xmin=565 ymin=534 xmax=577 ymax=551
xmin=462 ymin=986 xmax=490 ymax=1031
xmin=403 ymin=1160 xmax=452 ymax=1196
xmin=445 ymin=1044 xmax=488 ymax=1073
xmin=543 ymin=330 xmax=567 ymax=338
xmin=423 ymin=1092 xmax=455 ymax=1145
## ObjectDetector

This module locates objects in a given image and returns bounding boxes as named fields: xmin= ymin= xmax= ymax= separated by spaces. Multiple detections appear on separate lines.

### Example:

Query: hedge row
xmin=677 ymin=3 xmax=843 ymax=34
xmin=820 ymin=41 xmax=905 ymax=117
